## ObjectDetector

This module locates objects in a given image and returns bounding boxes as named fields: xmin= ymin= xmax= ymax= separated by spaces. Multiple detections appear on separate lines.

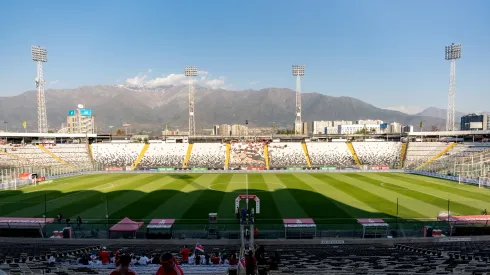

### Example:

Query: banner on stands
xmin=321 ymin=166 xmax=337 ymax=170
xmin=287 ymin=167 xmax=303 ymax=171
xmin=157 ymin=168 xmax=175 ymax=171
xmin=247 ymin=167 xmax=265 ymax=171
xmin=105 ymin=167 xmax=123 ymax=171
xmin=372 ymin=166 xmax=390 ymax=170
xmin=191 ymin=167 xmax=208 ymax=171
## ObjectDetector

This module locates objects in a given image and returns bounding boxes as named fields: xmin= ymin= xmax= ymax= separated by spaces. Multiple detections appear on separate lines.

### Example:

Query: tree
xmin=47 ymin=130 xmax=54 ymax=133
xmin=116 ymin=129 xmax=123 ymax=135
xmin=137 ymin=138 xmax=142 ymax=143
xmin=144 ymin=137 xmax=149 ymax=144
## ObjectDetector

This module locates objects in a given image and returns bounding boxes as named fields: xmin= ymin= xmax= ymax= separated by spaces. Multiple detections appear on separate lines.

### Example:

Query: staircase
xmin=131 ymin=143 xmax=150 ymax=171
xmin=183 ymin=143 xmax=194 ymax=168
xmin=416 ymin=142 xmax=458 ymax=170
xmin=38 ymin=144 xmax=71 ymax=167
xmin=398 ymin=142 xmax=408 ymax=169
xmin=346 ymin=142 xmax=362 ymax=168
xmin=88 ymin=144 xmax=95 ymax=166
xmin=301 ymin=142 xmax=312 ymax=168
xmin=264 ymin=144 xmax=270 ymax=170
xmin=225 ymin=143 xmax=231 ymax=169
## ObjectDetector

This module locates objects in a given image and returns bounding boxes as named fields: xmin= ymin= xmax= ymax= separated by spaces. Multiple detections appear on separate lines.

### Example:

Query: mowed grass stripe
xmin=0 ymin=174 xmax=118 ymax=203
xmin=245 ymin=174 xmax=282 ymax=224
xmin=311 ymin=173 xmax=422 ymax=219
xmin=0 ymin=174 xmax=102 ymax=199
xmin=216 ymin=174 xmax=252 ymax=221
xmin=145 ymin=174 xmax=218 ymax=220
xmin=374 ymin=173 xmax=490 ymax=214
xmin=181 ymin=174 xmax=234 ymax=220
xmin=398 ymin=173 xmax=490 ymax=196
xmin=75 ymin=174 xmax=169 ymax=220
xmin=109 ymin=175 xmax=199 ymax=220
xmin=282 ymin=174 xmax=352 ymax=221
xmin=298 ymin=174 xmax=378 ymax=219
xmin=332 ymin=174 xmax=431 ymax=218
xmin=45 ymin=174 xmax=156 ymax=218
xmin=387 ymin=173 xmax=490 ymax=203
xmin=346 ymin=174 xmax=481 ymax=216
xmin=2 ymin=174 xmax=143 ymax=217
xmin=262 ymin=174 xmax=308 ymax=219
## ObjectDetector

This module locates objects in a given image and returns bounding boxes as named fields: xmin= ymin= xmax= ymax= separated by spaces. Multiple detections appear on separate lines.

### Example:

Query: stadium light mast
xmin=31 ymin=46 xmax=49 ymax=133
xmin=445 ymin=43 xmax=462 ymax=131
xmin=292 ymin=65 xmax=305 ymax=134
xmin=185 ymin=66 xmax=198 ymax=136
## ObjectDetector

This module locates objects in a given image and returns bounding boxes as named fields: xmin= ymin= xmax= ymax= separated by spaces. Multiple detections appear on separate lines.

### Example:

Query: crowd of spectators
xmin=229 ymin=142 xmax=266 ymax=168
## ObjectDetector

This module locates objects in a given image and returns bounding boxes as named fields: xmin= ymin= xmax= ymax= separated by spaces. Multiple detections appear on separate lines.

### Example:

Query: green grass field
xmin=0 ymin=173 xmax=489 ymax=229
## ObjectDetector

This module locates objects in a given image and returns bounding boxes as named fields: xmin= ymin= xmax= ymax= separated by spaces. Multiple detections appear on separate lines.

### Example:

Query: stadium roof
xmin=0 ymin=132 xmax=97 ymax=138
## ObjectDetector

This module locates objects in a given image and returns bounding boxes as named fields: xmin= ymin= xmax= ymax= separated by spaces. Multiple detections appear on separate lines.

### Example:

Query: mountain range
xmin=0 ymin=85 xmax=447 ymax=132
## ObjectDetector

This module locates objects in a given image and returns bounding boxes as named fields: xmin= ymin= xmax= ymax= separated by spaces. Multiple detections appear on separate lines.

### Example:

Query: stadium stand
xmin=229 ymin=142 xmax=266 ymax=168
xmin=47 ymin=144 xmax=92 ymax=169
xmin=353 ymin=142 xmax=401 ymax=167
xmin=0 ymin=144 xmax=61 ymax=167
xmin=268 ymin=142 xmax=307 ymax=167
xmin=403 ymin=142 xmax=450 ymax=169
xmin=137 ymin=143 xmax=187 ymax=168
xmin=306 ymin=142 xmax=355 ymax=167
xmin=92 ymin=143 xmax=144 ymax=168
xmin=188 ymin=143 xmax=226 ymax=168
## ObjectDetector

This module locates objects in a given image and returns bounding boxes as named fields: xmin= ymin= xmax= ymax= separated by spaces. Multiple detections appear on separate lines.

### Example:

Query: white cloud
xmin=125 ymin=70 xmax=228 ymax=89
xmin=49 ymin=80 xmax=59 ymax=85
xmin=249 ymin=81 xmax=260 ymax=85
xmin=148 ymin=69 xmax=152 ymax=73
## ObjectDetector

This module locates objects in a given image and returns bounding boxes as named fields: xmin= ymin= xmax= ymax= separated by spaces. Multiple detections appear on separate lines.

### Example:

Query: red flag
xmin=195 ymin=243 xmax=204 ymax=252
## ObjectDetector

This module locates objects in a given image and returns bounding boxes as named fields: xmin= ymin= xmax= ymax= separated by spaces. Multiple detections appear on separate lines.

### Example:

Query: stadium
xmin=2 ymin=133 xmax=490 ymax=274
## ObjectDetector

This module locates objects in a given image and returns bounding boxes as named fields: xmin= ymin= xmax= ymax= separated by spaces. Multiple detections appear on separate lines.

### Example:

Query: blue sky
xmin=0 ymin=0 xmax=489 ymax=113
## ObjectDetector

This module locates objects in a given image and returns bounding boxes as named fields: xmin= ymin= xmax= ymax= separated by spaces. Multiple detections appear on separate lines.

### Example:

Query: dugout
xmin=357 ymin=218 xmax=389 ymax=238
xmin=0 ymin=217 xmax=54 ymax=238
xmin=109 ymin=217 xmax=144 ymax=239
xmin=283 ymin=218 xmax=316 ymax=239
xmin=146 ymin=219 xmax=175 ymax=239
xmin=437 ymin=213 xmax=490 ymax=236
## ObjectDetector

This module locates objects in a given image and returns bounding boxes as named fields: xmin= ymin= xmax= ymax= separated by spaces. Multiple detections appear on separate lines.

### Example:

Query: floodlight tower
xmin=445 ymin=43 xmax=462 ymax=131
xmin=31 ymin=46 xmax=49 ymax=133
xmin=185 ymin=66 xmax=198 ymax=136
xmin=292 ymin=65 xmax=305 ymax=134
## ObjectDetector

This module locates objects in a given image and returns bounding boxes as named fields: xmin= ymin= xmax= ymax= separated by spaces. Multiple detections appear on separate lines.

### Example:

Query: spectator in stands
xmin=254 ymin=227 xmax=259 ymax=238
xmin=109 ymin=254 xmax=138 ymax=275
xmin=156 ymin=253 xmax=184 ymax=275
xmin=245 ymin=250 xmax=257 ymax=275
xmin=211 ymin=253 xmax=220 ymax=264
xmin=47 ymin=255 xmax=56 ymax=265
xmin=228 ymin=253 xmax=239 ymax=275
xmin=257 ymin=254 xmax=268 ymax=275
xmin=138 ymin=254 xmax=149 ymax=265
xmin=194 ymin=252 xmax=201 ymax=265
xmin=57 ymin=213 xmax=62 ymax=223
xmin=65 ymin=217 xmax=71 ymax=226
xmin=269 ymin=252 xmax=280 ymax=270
xmin=77 ymin=216 xmax=82 ymax=228
xmin=180 ymin=245 xmax=190 ymax=264
xmin=78 ymin=255 xmax=89 ymax=265
xmin=99 ymin=247 xmax=110 ymax=265
xmin=151 ymin=254 xmax=160 ymax=264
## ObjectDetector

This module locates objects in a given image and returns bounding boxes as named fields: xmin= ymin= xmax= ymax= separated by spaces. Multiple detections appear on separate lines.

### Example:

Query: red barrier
xmin=247 ymin=166 xmax=265 ymax=171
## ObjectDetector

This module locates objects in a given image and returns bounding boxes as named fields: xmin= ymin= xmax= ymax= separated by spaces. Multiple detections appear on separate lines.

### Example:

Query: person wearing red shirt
xmin=179 ymin=245 xmax=190 ymax=264
xmin=109 ymin=255 xmax=138 ymax=275
xmin=245 ymin=250 xmax=257 ymax=275
xmin=156 ymin=253 xmax=184 ymax=275
xmin=99 ymin=248 xmax=110 ymax=265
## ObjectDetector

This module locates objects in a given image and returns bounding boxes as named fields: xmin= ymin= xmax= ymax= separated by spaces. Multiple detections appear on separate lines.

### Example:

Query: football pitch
xmin=0 ymin=173 xmax=489 ymax=227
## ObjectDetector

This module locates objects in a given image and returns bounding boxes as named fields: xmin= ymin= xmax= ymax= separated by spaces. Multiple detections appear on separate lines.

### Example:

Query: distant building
xmin=402 ymin=125 xmax=414 ymax=133
xmin=387 ymin=122 xmax=402 ymax=134
xmin=302 ymin=121 xmax=309 ymax=135
xmin=231 ymin=124 xmax=248 ymax=136
xmin=213 ymin=125 xmax=220 ymax=135
xmin=66 ymin=105 xmax=95 ymax=134
xmin=460 ymin=113 xmax=489 ymax=130
xmin=162 ymin=129 xmax=180 ymax=136
xmin=357 ymin=119 xmax=383 ymax=125
xmin=312 ymin=120 xmax=353 ymax=134
xmin=219 ymin=124 xmax=231 ymax=136
xmin=338 ymin=124 xmax=381 ymax=135
xmin=294 ymin=122 xmax=303 ymax=134
xmin=324 ymin=126 xmax=339 ymax=134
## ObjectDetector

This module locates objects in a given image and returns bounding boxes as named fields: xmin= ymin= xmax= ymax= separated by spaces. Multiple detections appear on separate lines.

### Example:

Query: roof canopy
xmin=0 ymin=217 xmax=55 ymax=228
xmin=147 ymin=219 xmax=175 ymax=229
xmin=357 ymin=218 xmax=389 ymax=227
xmin=109 ymin=217 xmax=144 ymax=232
xmin=438 ymin=214 xmax=490 ymax=224
xmin=283 ymin=218 xmax=316 ymax=228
